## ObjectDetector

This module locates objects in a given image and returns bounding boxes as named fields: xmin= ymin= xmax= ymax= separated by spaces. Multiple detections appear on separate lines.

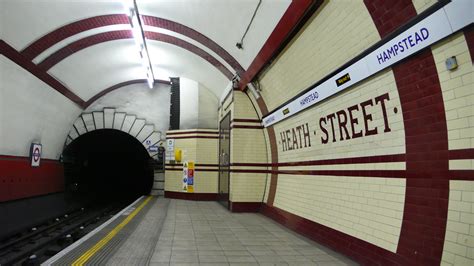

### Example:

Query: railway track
xmin=0 ymin=201 xmax=129 ymax=265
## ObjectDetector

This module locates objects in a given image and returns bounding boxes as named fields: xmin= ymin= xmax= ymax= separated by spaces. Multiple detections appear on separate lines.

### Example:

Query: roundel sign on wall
xmin=30 ymin=143 xmax=42 ymax=167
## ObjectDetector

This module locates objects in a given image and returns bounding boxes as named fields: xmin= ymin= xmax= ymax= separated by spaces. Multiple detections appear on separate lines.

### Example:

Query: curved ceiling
xmin=0 ymin=0 xmax=295 ymax=108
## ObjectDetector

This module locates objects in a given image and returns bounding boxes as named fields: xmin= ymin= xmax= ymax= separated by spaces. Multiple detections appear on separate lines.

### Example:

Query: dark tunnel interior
xmin=62 ymin=129 xmax=153 ymax=202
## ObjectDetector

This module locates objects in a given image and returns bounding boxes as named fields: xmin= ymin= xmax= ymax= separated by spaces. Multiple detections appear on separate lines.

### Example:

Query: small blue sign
xmin=148 ymin=145 xmax=158 ymax=152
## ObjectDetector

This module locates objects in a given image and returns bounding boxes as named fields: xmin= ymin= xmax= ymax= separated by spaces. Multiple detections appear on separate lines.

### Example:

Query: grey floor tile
xmin=226 ymin=256 xmax=258 ymax=263
xmin=198 ymin=255 xmax=228 ymax=263
xmin=171 ymin=255 xmax=199 ymax=263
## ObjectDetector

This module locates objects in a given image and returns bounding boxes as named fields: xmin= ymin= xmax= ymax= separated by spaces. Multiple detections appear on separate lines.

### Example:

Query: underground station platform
xmin=42 ymin=197 xmax=355 ymax=266
xmin=1 ymin=0 xmax=473 ymax=265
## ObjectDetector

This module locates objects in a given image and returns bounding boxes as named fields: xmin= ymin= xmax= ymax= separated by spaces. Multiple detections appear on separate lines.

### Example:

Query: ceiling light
xmin=123 ymin=0 xmax=155 ymax=89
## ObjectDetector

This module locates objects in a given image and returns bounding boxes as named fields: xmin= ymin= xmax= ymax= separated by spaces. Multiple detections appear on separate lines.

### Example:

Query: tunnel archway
xmin=62 ymin=129 xmax=154 ymax=202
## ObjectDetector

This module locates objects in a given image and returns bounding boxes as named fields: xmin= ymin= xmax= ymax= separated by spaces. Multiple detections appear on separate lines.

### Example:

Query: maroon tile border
xmin=231 ymin=118 xmax=261 ymax=123
xmin=365 ymin=0 xmax=449 ymax=264
xmin=21 ymin=13 xmax=242 ymax=76
xmin=238 ymin=0 xmax=323 ymax=89
xmin=232 ymin=154 xmax=406 ymax=167
xmin=230 ymin=125 xmax=264 ymax=129
xmin=84 ymin=79 xmax=170 ymax=108
xmin=21 ymin=14 xmax=129 ymax=60
xmin=166 ymin=136 xmax=219 ymax=140
xmin=166 ymin=130 xmax=219 ymax=136
xmin=464 ymin=24 xmax=474 ymax=62
xmin=449 ymin=148 xmax=474 ymax=160
xmin=229 ymin=202 xmax=262 ymax=213
xmin=0 ymin=40 xmax=85 ymax=107
xmin=35 ymin=30 xmax=233 ymax=80
xmin=165 ymin=168 xmax=218 ymax=172
xmin=164 ymin=191 xmax=218 ymax=201
xmin=145 ymin=31 xmax=233 ymax=79
xmin=450 ymin=170 xmax=474 ymax=180
xmin=0 ymin=154 xmax=64 ymax=202
xmin=166 ymin=163 xmax=218 ymax=167
xmin=230 ymin=169 xmax=405 ymax=178
xmin=143 ymin=15 xmax=244 ymax=74
xmin=261 ymin=204 xmax=405 ymax=265
xmin=38 ymin=30 xmax=133 ymax=70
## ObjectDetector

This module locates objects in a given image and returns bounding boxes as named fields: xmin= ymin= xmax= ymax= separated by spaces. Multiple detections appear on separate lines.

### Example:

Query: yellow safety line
xmin=71 ymin=196 xmax=153 ymax=266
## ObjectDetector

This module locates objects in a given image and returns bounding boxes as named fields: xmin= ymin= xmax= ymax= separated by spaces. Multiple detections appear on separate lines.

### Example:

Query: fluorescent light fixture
xmin=123 ymin=0 xmax=155 ymax=89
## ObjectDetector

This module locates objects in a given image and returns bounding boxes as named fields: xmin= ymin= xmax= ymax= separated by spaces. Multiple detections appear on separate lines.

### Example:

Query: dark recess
xmin=169 ymin=77 xmax=180 ymax=130
xmin=62 ymin=129 xmax=154 ymax=201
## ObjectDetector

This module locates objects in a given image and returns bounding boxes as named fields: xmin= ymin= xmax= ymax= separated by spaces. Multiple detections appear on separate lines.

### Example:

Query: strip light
xmin=123 ymin=0 xmax=155 ymax=89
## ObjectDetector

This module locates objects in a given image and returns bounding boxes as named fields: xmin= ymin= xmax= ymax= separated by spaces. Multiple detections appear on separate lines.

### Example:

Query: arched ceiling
xmin=0 ymin=0 xmax=310 ymax=109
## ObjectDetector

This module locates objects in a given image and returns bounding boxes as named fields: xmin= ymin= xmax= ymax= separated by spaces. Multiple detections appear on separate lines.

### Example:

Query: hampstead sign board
xmin=262 ymin=0 xmax=473 ymax=127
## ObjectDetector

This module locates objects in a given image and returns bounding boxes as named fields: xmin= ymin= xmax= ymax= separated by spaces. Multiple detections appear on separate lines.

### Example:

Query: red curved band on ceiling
xmin=21 ymin=14 xmax=129 ymax=60
xmin=145 ymin=31 xmax=234 ymax=79
xmin=0 ymin=40 xmax=85 ymax=107
xmin=84 ymin=79 xmax=170 ymax=108
xmin=37 ymin=30 xmax=233 ymax=80
xmin=142 ymin=15 xmax=244 ymax=74
xmin=38 ymin=30 xmax=133 ymax=70
xmin=20 ymin=14 xmax=243 ymax=74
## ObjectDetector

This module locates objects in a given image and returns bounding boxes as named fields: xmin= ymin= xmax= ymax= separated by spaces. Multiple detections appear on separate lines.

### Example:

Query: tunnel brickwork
xmin=65 ymin=108 xmax=163 ymax=159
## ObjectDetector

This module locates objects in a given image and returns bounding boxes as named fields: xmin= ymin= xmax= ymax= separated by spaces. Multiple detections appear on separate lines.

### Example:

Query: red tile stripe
xmin=164 ymin=191 xmax=218 ymax=201
xmin=38 ymin=30 xmax=133 ymax=70
xmin=365 ymin=0 xmax=449 ymax=264
xmin=166 ymin=130 xmax=219 ymax=136
xmin=231 ymin=118 xmax=261 ymax=123
xmin=0 ymin=155 xmax=64 ymax=202
xmin=145 ymin=31 xmax=233 ymax=79
xmin=21 ymin=14 xmax=129 ymax=60
xmin=35 ymin=30 xmax=233 ymax=80
xmin=165 ymin=136 xmax=219 ymax=140
xmin=0 ymin=40 xmax=85 ymax=107
xmin=449 ymin=148 xmax=474 ymax=160
xmin=464 ymin=25 xmax=474 ymax=62
xmin=20 ymin=14 xmax=243 ymax=76
xmin=450 ymin=170 xmax=474 ymax=181
xmin=142 ymin=15 xmax=245 ymax=74
xmin=232 ymin=154 xmax=406 ymax=167
xmin=230 ymin=125 xmax=264 ymax=129
xmin=261 ymin=204 xmax=402 ymax=265
xmin=84 ymin=79 xmax=171 ymax=108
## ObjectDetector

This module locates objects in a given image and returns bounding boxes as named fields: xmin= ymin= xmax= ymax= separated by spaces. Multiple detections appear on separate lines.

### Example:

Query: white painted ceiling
xmin=1 ymin=0 xmax=291 ymax=102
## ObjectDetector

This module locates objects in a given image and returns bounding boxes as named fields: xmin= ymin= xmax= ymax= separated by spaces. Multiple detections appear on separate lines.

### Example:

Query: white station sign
xmin=262 ymin=0 xmax=473 ymax=127
xmin=166 ymin=139 xmax=175 ymax=161
xmin=30 ymin=143 xmax=42 ymax=167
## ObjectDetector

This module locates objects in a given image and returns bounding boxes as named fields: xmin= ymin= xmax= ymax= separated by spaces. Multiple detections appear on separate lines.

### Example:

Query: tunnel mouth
xmin=62 ymin=129 xmax=153 ymax=202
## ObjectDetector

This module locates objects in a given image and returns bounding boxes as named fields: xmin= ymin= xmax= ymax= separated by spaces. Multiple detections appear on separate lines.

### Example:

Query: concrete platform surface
xmin=45 ymin=197 xmax=357 ymax=265
xmin=149 ymin=199 xmax=357 ymax=266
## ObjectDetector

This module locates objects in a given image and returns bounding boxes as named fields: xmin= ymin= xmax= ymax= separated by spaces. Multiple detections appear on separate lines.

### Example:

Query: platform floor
xmin=46 ymin=197 xmax=357 ymax=266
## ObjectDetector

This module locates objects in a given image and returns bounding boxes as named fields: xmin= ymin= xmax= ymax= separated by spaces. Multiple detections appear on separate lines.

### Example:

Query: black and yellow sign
xmin=336 ymin=73 xmax=351 ymax=87
xmin=282 ymin=108 xmax=290 ymax=115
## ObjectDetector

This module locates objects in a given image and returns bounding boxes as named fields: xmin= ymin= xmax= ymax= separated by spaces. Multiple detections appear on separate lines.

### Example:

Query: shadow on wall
xmin=62 ymin=129 xmax=153 ymax=201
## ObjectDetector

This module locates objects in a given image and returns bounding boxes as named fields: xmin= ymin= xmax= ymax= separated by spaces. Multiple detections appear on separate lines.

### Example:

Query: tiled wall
xmin=432 ymin=33 xmax=474 ymax=151
xmin=164 ymin=129 xmax=218 ymax=194
xmin=443 ymin=181 xmax=474 ymax=265
xmin=218 ymin=91 xmax=269 ymax=204
xmin=253 ymin=0 xmax=473 ymax=264
xmin=431 ymin=31 xmax=474 ymax=266
xmin=259 ymin=0 xmax=380 ymax=111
